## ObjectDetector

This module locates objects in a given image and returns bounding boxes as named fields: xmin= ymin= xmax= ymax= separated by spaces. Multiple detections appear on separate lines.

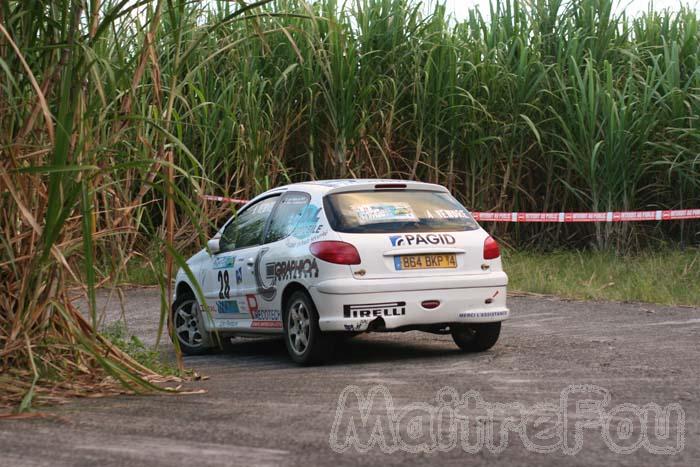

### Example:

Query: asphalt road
xmin=1 ymin=288 xmax=698 ymax=466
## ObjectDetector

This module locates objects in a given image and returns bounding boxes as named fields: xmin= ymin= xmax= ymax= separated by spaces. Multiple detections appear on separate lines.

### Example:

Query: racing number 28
xmin=218 ymin=270 xmax=231 ymax=299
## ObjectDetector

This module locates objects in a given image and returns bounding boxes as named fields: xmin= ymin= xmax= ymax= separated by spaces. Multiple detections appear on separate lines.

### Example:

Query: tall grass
xmin=1 ymin=0 xmax=699 ymax=411
xmin=151 ymin=0 xmax=700 ymax=250
xmin=0 ymin=0 xmax=275 ymax=412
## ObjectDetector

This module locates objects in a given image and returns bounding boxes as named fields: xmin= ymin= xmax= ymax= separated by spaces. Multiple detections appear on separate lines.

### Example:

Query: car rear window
xmin=323 ymin=190 xmax=479 ymax=233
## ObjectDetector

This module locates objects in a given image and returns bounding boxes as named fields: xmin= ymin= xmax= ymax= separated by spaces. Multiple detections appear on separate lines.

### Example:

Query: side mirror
xmin=207 ymin=238 xmax=221 ymax=254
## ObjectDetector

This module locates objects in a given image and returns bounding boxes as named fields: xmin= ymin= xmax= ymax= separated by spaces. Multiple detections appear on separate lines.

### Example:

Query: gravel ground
xmin=0 ymin=288 xmax=698 ymax=466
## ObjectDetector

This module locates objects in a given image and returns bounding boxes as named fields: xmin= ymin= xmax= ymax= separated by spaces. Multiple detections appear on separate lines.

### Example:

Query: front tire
xmin=451 ymin=322 xmax=501 ymax=352
xmin=283 ymin=291 xmax=331 ymax=365
xmin=171 ymin=294 xmax=212 ymax=355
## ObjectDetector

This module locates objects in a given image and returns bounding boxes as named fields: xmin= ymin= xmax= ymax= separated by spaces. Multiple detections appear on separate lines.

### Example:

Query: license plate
xmin=394 ymin=254 xmax=457 ymax=270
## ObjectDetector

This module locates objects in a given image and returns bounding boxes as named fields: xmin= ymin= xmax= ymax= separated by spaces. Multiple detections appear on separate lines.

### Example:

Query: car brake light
xmin=374 ymin=183 xmax=406 ymax=189
xmin=483 ymin=236 xmax=500 ymax=260
xmin=310 ymin=241 xmax=361 ymax=265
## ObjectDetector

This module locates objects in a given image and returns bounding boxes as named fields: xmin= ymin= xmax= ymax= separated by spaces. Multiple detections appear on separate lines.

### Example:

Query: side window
xmin=266 ymin=192 xmax=312 ymax=243
xmin=220 ymin=196 xmax=279 ymax=252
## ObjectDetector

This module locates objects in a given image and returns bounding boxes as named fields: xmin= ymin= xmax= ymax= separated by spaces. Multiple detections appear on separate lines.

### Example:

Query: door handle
xmin=246 ymin=257 xmax=255 ymax=267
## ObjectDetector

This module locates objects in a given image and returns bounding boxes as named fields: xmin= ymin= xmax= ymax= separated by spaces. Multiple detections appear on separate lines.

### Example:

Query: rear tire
xmin=451 ymin=322 xmax=501 ymax=352
xmin=283 ymin=291 xmax=331 ymax=365
xmin=170 ymin=293 xmax=212 ymax=356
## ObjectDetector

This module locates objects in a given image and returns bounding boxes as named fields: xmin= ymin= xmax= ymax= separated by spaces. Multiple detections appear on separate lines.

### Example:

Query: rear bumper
xmin=314 ymin=271 xmax=507 ymax=294
xmin=309 ymin=273 xmax=508 ymax=332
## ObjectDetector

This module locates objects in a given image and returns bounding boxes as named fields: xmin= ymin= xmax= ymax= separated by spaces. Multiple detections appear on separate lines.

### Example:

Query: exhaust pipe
xmin=367 ymin=317 xmax=386 ymax=332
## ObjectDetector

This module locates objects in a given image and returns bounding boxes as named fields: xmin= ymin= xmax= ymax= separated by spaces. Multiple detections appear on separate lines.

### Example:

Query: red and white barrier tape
xmin=201 ymin=194 xmax=249 ymax=204
xmin=200 ymin=194 xmax=699 ymax=223
xmin=472 ymin=210 xmax=700 ymax=222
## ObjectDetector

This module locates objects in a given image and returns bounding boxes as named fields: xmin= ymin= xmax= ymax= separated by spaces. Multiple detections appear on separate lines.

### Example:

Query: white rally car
xmin=172 ymin=180 xmax=508 ymax=364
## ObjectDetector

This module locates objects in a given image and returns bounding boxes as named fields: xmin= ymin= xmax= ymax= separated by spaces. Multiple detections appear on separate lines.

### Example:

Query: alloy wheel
xmin=174 ymin=300 xmax=203 ymax=348
xmin=287 ymin=300 xmax=311 ymax=355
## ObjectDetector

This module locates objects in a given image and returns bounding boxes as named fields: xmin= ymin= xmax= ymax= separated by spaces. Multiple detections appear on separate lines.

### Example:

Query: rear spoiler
xmin=325 ymin=181 xmax=449 ymax=195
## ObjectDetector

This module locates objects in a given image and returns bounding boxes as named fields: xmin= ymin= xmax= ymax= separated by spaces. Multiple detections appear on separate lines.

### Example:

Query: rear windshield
xmin=323 ymin=190 xmax=479 ymax=233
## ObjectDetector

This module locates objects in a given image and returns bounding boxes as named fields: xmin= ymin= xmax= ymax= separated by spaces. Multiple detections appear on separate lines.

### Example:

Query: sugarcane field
xmin=0 ymin=1 xmax=698 ymax=466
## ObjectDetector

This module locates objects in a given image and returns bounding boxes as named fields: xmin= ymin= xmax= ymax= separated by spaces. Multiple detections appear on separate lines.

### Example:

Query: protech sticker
xmin=251 ymin=309 xmax=281 ymax=321
xmin=244 ymin=293 xmax=282 ymax=328
xmin=352 ymin=203 xmax=418 ymax=224
xmin=250 ymin=308 xmax=282 ymax=328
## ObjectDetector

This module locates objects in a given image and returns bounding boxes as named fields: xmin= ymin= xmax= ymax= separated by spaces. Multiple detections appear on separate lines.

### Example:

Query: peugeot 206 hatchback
xmin=172 ymin=180 xmax=509 ymax=364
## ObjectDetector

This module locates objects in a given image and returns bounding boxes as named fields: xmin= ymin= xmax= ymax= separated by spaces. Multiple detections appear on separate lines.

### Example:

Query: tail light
xmin=310 ymin=241 xmax=361 ymax=265
xmin=483 ymin=236 xmax=500 ymax=260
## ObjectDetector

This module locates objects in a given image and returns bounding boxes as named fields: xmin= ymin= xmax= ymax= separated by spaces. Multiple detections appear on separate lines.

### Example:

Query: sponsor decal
xmin=254 ymin=248 xmax=277 ymax=301
xmin=256 ymin=250 xmax=319 ymax=302
xmin=285 ymin=194 xmax=311 ymax=204
xmin=271 ymin=258 xmax=319 ymax=281
xmin=245 ymin=293 xmax=281 ymax=328
xmin=248 ymin=201 xmax=275 ymax=215
xmin=214 ymin=318 xmax=239 ymax=328
xmin=434 ymin=209 xmax=469 ymax=219
xmin=389 ymin=233 xmax=456 ymax=247
xmin=352 ymin=202 xmax=418 ymax=225
xmin=246 ymin=294 xmax=258 ymax=312
xmin=265 ymin=262 xmax=275 ymax=280
xmin=343 ymin=302 xmax=406 ymax=319
xmin=286 ymin=226 xmax=328 ymax=248
xmin=250 ymin=309 xmax=281 ymax=321
xmin=292 ymin=204 xmax=322 ymax=240
xmin=213 ymin=255 xmax=235 ymax=269
xmin=250 ymin=307 xmax=282 ymax=328
xmin=216 ymin=300 xmax=241 ymax=314
xmin=251 ymin=320 xmax=282 ymax=329
xmin=235 ymin=266 xmax=243 ymax=285
xmin=458 ymin=310 xmax=508 ymax=319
